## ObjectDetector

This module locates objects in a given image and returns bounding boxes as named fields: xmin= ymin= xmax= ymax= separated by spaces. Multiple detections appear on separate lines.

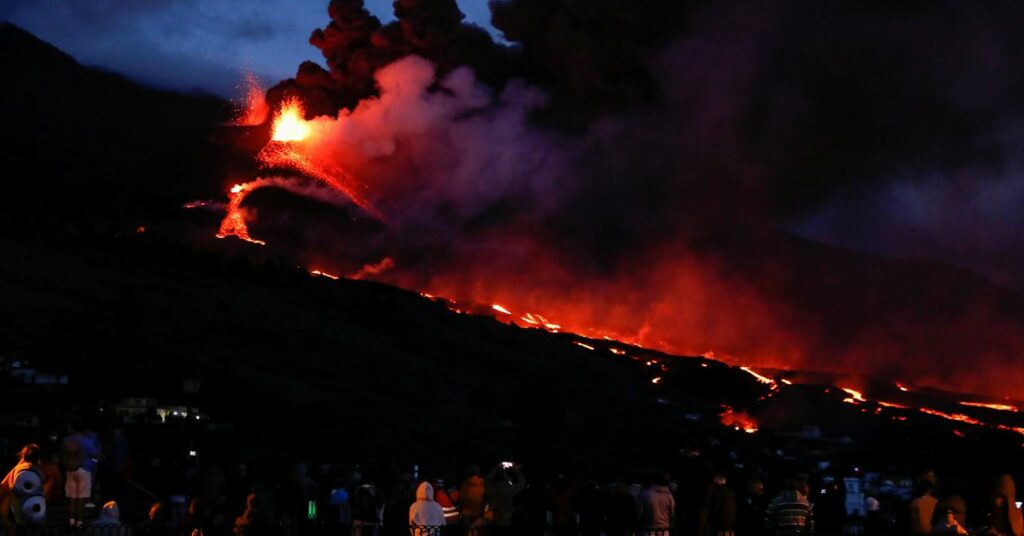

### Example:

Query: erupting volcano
xmin=213 ymin=93 xmax=382 ymax=245
xmin=182 ymin=0 xmax=1024 ymax=404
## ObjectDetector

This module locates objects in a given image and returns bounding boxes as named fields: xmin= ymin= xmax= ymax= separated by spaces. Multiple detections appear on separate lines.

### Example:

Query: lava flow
xmin=215 ymin=183 xmax=265 ymax=245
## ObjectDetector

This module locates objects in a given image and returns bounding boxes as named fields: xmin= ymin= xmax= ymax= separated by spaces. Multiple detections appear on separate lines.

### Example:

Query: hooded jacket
xmin=409 ymin=482 xmax=445 ymax=535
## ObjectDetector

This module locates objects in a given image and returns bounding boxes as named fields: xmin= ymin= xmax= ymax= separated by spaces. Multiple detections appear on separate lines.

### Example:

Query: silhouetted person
xmin=708 ymin=474 xmax=737 ymax=536
xmin=931 ymin=495 xmax=967 ymax=533
xmin=606 ymin=481 xmax=639 ymax=536
xmin=910 ymin=479 xmax=939 ymax=535
xmin=996 ymin=475 xmax=1024 ymax=535
xmin=408 ymin=482 xmax=445 ymax=536
xmin=235 ymin=492 xmax=271 ymax=536
xmin=105 ymin=428 xmax=130 ymax=504
xmin=930 ymin=506 xmax=967 ymax=535
xmin=485 ymin=463 xmax=526 ymax=526
xmin=815 ymin=481 xmax=846 ymax=536
xmin=640 ymin=473 xmax=676 ymax=535
xmin=384 ymin=472 xmax=416 ymax=536
xmin=675 ymin=443 xmax=713 ymax=536
xmin=981 ymin=492 xmax=1013 ymax=536
xmin=460 ymin=466 xmax=485 ymax=526
xmin=764 ymin=478 xmax=813 ymax=536
xmin=577 ymin=480 xmax=608 ymax=536
xmin=352 ymin=483 xmax=383 ymax=536
xmin=551 ymin=473 xmax=578 ymax=530
xmin=738 ymin=478 xmax=767 ymax=536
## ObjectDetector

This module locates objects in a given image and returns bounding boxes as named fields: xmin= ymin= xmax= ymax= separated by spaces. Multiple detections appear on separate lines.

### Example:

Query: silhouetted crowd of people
xmin=4 ymin=425 xmax=1024 ymax=536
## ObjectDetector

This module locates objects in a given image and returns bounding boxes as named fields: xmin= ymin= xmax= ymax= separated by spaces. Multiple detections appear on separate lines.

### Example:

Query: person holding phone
xmin=484 ymin=462 xmax=526 ymax=526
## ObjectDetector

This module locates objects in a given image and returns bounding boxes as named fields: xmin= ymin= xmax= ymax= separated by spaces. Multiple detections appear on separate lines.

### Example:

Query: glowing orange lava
xmin=215 ymin=95 xmax=384 ymax=246
xmin=841 ymin=387 xmax=866 ymax=404
xmin=257 ymin=142 xmax=382 ymax=220
xmin=740 ymin=366 xmax=778 ymax=389
xmin=310 ymin=269 xmax=340 ymax=280
xmin=235 ymin=72 xmax=269 ymax=126
xmin=216 ymin=183 xmax=265 ymax=245
xmin=878 ymin=401 xmax=909 ymax=409
xmin=491 ymin=304 xmax=512 ymax=315
xmin=720 ymin=406 xmax=758 ymax=433
xmin=270 ymin=97 xmax=310 ymax=142
xmin=959 ymin=401 xmax=1019 ymax=412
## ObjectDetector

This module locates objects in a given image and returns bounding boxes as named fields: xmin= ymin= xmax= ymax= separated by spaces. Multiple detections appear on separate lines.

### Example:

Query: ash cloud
xmin=252 ymin=0 xmax=1024 ymax=396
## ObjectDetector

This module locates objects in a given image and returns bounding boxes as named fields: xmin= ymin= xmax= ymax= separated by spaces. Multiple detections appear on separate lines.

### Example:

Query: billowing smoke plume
xmin=237 ymin=0 xmax=1024 ymax=397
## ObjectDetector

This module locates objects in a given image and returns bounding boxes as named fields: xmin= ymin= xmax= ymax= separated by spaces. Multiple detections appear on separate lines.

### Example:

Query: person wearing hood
xmin=409 ymin=481 xmax=445 ymax=536
xmin=640 ymin=473 xmax=676 ymax=535
xmin=764 ymin=478 xmax=813 ymax=536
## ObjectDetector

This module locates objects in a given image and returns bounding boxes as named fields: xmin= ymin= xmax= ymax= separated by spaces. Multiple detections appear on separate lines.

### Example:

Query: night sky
xmin=0 ymin=0 xmax=494 ymax=96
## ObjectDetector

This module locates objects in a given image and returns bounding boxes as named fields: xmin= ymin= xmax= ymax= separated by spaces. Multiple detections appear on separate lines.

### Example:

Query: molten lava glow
xmin=841 ymin=387 xmax=867 ymax=404
xmin=574 ymin=341 xmax=596 ymax=351
xmin=896 ymin=382 xmax=910 ymax=392
xmin=720 ymin=406 xmax=758 ymax=433
xmin=651 ymin=377 xmax=662 ymax=384
xmin=917 ymin=407 xmax=1024 ymax=437
xmin=257 ymin=142 xmax=382 ymax=221
xmin=310 ymin=269 xmax=340 ymax=280
xmin=740 ymin=366 xmax=777 ymax=388
xmin=271 ymin=97 xmax=310 ymax=142
xmin=216 ymin=183 xmax=266 ymax=245
xmin=491 ymin=304 xmax=512 ymax=315
xmin=235 ymin=72 xmax=269 ymax=126
xmin=215 ymin=96 xmax=383 ymax=246
xmin=959 ymin=401 xmax=1019 ymax=412
xmin=878 ymin=401 xmax=909 ymax=409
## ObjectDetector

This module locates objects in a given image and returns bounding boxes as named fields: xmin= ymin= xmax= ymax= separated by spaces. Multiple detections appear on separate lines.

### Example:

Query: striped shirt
xmin=765 ymin=490 xmax=814 ymax=535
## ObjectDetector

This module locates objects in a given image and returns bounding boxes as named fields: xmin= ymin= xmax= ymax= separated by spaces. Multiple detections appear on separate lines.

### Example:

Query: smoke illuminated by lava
xmin=196 ymin=0 xmax=1024 ymax=402
xmin=200 ymin=54 xmax=1024 ymax=400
